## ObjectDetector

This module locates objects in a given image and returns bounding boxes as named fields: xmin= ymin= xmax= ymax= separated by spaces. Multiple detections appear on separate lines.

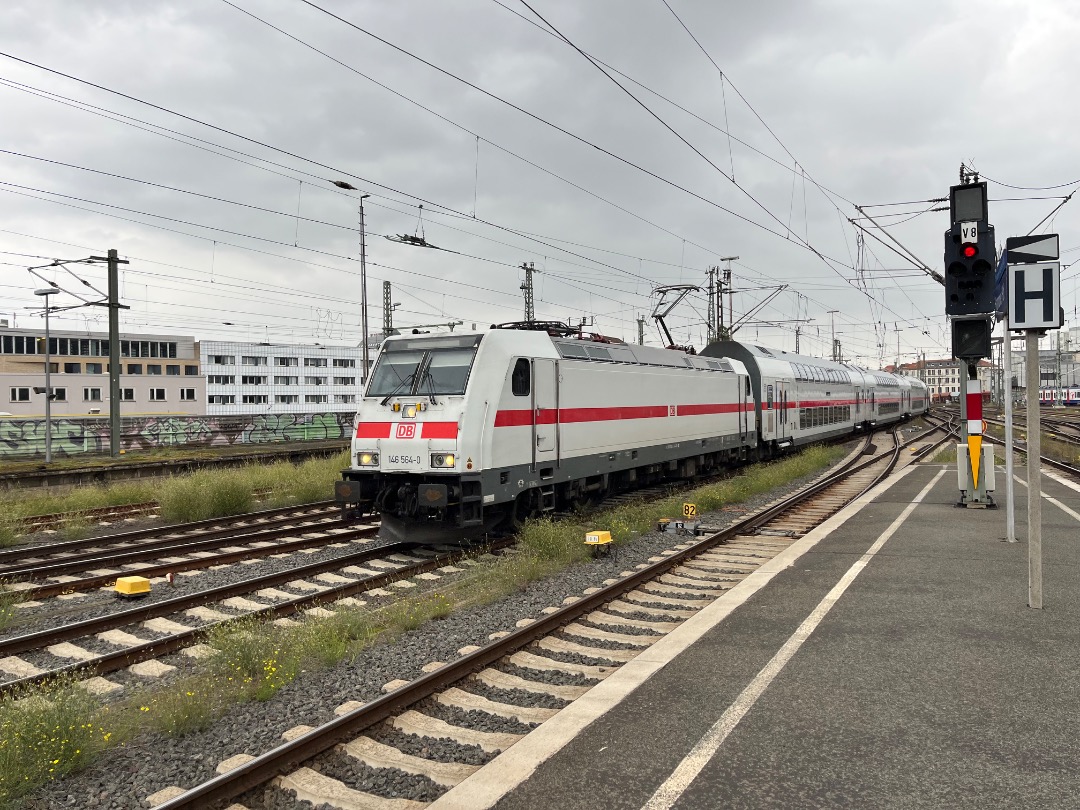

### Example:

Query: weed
xmin=0 ymin=581 xmax=27 ymax=632
xmin=0 ymin=678 xmax=110 ymax=806
xmin=382 ymin=591 xmax=454 ymax=634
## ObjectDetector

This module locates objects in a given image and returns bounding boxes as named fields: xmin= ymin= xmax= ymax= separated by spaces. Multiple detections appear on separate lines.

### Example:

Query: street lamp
xmin=34 ymin=288 xmax=58 ymax=463
xmin=331 ymin=180 xmax=372 ymax=383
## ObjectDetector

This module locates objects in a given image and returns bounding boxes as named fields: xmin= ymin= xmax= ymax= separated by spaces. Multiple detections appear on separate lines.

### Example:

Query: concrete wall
xmin=0 ymin=411 xmax=353 ymax=460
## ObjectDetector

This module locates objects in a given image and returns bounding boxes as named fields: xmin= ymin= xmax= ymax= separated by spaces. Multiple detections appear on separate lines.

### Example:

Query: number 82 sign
xmin=682 ymin=503 xmax=697 ymax=518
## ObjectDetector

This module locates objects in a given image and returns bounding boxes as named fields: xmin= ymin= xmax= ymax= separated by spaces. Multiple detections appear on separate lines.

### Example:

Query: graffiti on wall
xmin=0 ymin=412 xmax=353 ymax=459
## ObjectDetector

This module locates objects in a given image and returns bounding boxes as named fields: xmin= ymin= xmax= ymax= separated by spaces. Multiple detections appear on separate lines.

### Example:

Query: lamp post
xmin=359 ymin=193 xmax=372 ymax=383
xmin=34 ymin=288 xmax=58 ymax=463
xmin=330 ymin=181 xmax=373 ymax=384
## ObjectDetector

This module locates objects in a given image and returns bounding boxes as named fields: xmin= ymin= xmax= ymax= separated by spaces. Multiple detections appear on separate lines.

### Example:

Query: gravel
xmin=21 ymin=445 xmax=857 ymax=810
xmin=463 ymin=680 xmax=571 ymax=710
xmin=418 ymin=697 xmax=537 ymax=734
xmin=367 ymin=724 xmax=493 ymax=766
xmin=311 ymin=748 xmax=445 ymax=802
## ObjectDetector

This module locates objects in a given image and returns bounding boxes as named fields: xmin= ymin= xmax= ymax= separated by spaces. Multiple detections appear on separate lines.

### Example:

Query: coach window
xmin=511 ymin=358 xmax=530 ymax=396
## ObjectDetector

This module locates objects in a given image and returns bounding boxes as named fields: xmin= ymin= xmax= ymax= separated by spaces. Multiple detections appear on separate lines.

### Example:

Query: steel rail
xmin=9 ymin=524 xmax=381 ymax=601
xmin=0 ymin=539 xmax=511 ymax=698
xmin=0 ymin=530 xmax=422 ymax=658
xmin=0 ymin=500 xmax=337 ymax=564
xmin=0 ymin=512 xmax=348 ymax=580
xmin=155 ymin=429 xmax=914 ymax=810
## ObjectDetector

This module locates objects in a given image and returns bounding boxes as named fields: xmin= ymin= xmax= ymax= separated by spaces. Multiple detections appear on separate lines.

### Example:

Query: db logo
xmin=395 ymin=423 xmax=417 ymax=439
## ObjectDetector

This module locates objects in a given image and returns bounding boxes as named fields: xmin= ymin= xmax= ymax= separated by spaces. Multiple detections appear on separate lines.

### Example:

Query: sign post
xmin=1005 ymin=233 xmax=1061 ymax=609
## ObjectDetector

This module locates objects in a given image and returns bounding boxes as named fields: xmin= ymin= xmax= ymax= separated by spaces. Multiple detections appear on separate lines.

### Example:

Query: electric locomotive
xmin=336 ymin=324 xmax=756 ymax=539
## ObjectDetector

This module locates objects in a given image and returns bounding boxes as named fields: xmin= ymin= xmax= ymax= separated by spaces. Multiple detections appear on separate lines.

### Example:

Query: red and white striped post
xmin=966 ymin=377 xmax=983 ymax=488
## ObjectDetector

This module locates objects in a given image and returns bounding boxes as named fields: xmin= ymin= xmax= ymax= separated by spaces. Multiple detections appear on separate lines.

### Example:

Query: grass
xmin=2 ymin=451 xmax=351 ymax=538
xmin=0 ymin=679 xmax=111 ymax=807
xmin=4 ymin=443 xmax=848 ymax=807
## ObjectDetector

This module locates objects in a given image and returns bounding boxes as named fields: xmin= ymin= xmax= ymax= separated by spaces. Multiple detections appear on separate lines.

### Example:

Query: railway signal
xmin=945 ymin=174 xmax=996 ymax=509
xmin=944 ymin=182 xmax=996 ymax=317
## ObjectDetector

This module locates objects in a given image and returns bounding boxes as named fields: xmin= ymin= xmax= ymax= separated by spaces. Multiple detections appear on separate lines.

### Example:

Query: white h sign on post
xmin=1008 ymin=263 xmax=1060 ymax=330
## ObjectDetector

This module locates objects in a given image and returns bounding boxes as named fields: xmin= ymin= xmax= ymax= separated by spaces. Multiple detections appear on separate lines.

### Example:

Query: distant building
xmin=896 ymin=357 xmax=994 ymax=401
xmin=1 ymin=326 xmax=204 ymax=417
xmin=199 ymin=340 xmax=364 ymax=415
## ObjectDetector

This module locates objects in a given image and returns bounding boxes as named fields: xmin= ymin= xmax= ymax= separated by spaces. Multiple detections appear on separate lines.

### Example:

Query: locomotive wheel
xmin=510 ymin=491 xmax=540 ymax=530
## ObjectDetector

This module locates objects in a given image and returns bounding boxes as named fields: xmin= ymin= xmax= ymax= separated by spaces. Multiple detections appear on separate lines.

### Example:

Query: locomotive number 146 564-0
xmin=387 ymin=454 xmax=421 ymax=466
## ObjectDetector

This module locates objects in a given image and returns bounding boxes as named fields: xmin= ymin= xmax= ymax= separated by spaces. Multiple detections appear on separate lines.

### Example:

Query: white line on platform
xmin=1012 ymin=475 xmax=1080 ymax=523
xmin=429 ymin=464 xmax=924 ymax=810
xmin=640 ymin=468 xmax=947 ymax=810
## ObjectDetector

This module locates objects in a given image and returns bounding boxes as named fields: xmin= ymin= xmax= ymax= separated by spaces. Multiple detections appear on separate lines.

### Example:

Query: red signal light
xmin=962 ymin=243 xmax=978 ymax=259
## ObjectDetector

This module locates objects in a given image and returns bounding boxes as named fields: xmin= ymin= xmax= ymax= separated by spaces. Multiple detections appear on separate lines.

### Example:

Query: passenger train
xmin=1038 ymin=388 xmax=1080 ymax=406
xmin=335 ymin=323 xmax=928 ymax=539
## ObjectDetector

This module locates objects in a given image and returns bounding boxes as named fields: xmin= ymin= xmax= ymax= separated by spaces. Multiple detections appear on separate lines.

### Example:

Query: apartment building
xmin=1 ymin=327 xmax=204 ymax=417
xmin=199 ymin=340 xmax=363 ymax=415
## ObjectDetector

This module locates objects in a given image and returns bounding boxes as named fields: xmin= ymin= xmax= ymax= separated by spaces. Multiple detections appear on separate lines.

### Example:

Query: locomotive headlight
xmin=403 ymin=404 xmax=417 ymax=418
xmin=356 ymin=451 xmax=379 ymax=467
xmin=431 ymin=453 xmax=456 ymax=468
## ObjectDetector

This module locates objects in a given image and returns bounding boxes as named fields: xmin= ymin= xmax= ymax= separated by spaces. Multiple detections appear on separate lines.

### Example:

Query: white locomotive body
xmin=337 ymin=327 xmax=756 ymax=536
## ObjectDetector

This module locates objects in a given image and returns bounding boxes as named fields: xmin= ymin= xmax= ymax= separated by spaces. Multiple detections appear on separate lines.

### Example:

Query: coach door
xmin=532 ymin=359 xmax=559 ymax=469
xmin=738 ymin=374 xmax=749 ymax=440
xmin=776 ymin=380 xmax=788 ymax=440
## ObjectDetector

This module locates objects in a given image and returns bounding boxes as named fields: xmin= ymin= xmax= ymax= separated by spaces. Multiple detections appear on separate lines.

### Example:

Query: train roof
xmin=379 ymin=328 xmax=746 ymax=374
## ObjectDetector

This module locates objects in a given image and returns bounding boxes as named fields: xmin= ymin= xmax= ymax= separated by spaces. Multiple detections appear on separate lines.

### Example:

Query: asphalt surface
xmin=493 ymin=463 xmax=1080 ymax=810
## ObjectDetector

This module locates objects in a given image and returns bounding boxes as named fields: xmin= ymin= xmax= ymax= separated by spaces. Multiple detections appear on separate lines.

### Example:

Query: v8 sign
xmin=395 ymin=423 xmax=417 ymax=439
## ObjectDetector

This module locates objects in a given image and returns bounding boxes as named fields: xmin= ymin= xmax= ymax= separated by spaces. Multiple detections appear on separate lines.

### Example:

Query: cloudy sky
xmin=2 ymin=0 xmax=1078 ymax=367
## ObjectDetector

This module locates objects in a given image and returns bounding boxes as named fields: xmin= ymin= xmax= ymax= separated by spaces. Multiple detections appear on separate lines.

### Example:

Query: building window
xmin=275 ymin=357 xmax=298 ymax=366
xmin=184 ymin=365 xmax=199 ymax=375
xmin=208 ymin=354 xmax=234 ymax=365
xmin=149 ymin=388 xmax=167 ymax=401
xmin=275 ymin=394 xmax=299 ymax=404
xmin=86 ymin=362 xmax=103 ymax=374
xmin=147 ymin=364 xmax=162 ymax=375
xmin=242 ymin=355 xmax=267 ymax=366
xmin=166 ymin=365 xmax=180 ymax=376
xmin=180 ymin=388 xmax=196 ymax=401
xmin=120 ymin=388 xmax=135 ymax=401
xmin=63 ymin=362 xmax=81 ymax=374
xmin=2 ymin=336 xmax=41 ymax=354
xmin=332 ymin=358 xmax=356 ymax=368
xmin=305 ymin=394 xmax=328 ymax=404
xmin=208 ymin=394 xmax=235 ymax=405
xmin=241 ymin=375 xmax=267 ymax=385
xmin=83 ymin=388 xmax=102 ymax=402
xmin=51 ymin=388 xmax=66 ymax=402
xmin=334 ymin=394 xmax=356 ymax=404
xmin=208 ymin=375 xmax=235 ymax=385
xmin=242 ymin=394 xmax=268 ymax=404
xmin=333 ymin=376 xmax=356 ymax=386
xmin=305 ymin=376 xmax=327 ymax=386
xmin=304 ymin=357 xmax=327 ymax=367
xmin=128 ymin=364 xmax=143 ymax=375
xmin=274 ymin=376 xmax=298 ymax=385
xmin=10 ymin=387 xmax=30 ymax=402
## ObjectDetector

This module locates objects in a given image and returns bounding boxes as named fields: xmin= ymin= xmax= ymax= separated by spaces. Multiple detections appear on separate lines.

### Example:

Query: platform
xmin=432 ymin=461 xmax=1080 ymax=809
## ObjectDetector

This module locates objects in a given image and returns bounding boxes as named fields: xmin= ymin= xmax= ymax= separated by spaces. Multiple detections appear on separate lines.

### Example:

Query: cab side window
xmin=511 ymin=358 xmax=530 ymax=396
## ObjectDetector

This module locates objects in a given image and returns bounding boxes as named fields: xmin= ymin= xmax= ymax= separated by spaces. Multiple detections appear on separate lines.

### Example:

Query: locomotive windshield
xmin=366 ymin=338 xmax=480 ymax=398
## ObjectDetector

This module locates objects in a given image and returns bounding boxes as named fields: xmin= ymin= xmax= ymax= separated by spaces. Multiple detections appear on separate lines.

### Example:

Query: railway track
xmin=0 ymin=533 xmax=511 ymax=698
xmin=0 ymin=503 xmax=347 ymax=599
xmin=139 ymin=427 xmax=924 ymax=810
xmin=924 ymin=413 xmax=1080 ymax=479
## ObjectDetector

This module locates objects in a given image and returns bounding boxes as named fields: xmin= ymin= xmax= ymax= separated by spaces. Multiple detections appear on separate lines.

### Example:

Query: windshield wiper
xmin=420 ymin=368 xmax=438 ymax=405
xmin=380 ymin=372 xmax=416 ymax=406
